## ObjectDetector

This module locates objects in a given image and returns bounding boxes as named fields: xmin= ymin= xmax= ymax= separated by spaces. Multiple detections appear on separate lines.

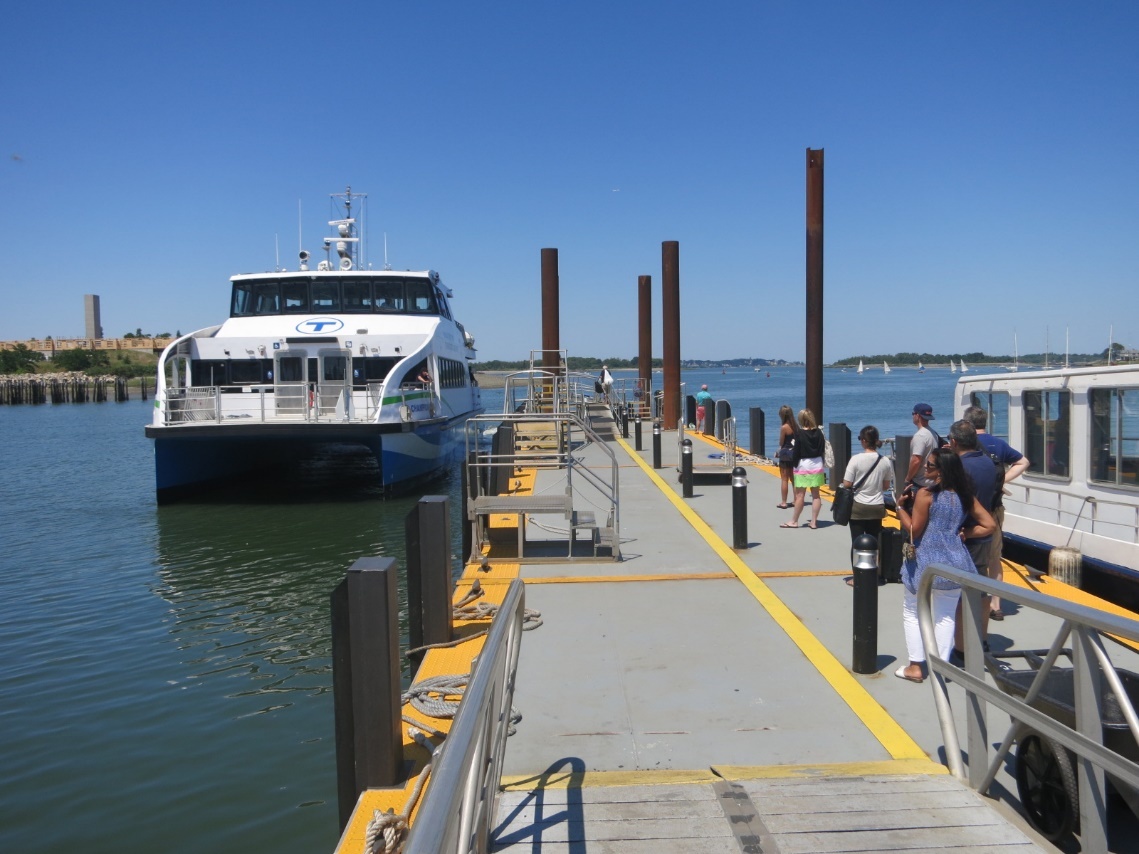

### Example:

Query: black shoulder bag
xmin=832 ymin=455 xmax=883 ymax=526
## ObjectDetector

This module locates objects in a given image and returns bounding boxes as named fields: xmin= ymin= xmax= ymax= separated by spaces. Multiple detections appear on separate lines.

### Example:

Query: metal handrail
xmin=403 ymin=579 xmax=526 ymax=854
xmin=464 ymin=407 xmax=621 ymax=556
xmin=918 ymin=564 xmax=1139 ymax=853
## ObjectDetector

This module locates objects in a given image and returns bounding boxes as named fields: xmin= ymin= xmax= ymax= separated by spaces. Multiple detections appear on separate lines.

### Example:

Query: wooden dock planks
xmin=493 ymin=774 xmax=1041 ymax=853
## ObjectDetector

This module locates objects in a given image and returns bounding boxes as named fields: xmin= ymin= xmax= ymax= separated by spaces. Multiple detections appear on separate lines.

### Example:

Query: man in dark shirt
xmin=950 ymin=419 xmax=997 ymax=658
xmin=964 ymin=405 xmax=1029 ymax=621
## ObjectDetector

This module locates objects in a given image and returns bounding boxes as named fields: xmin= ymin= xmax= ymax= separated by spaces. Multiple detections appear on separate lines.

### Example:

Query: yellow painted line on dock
xmin=488 ymin=570 xmax=853 ymax=585
xmin=615 ymin=433 xmax=928 ymax=762
xmin=1001 ymin=559 xmax=1139 ymax=653
xmin=500 ymin=758 xmax=947 ymax=791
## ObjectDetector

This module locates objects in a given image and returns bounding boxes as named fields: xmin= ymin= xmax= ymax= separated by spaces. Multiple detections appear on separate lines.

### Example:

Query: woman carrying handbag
xmin=840 ymin=425 xmax=892 ymax=544
xmin=893 ymin=448 xmax=996 ymax=683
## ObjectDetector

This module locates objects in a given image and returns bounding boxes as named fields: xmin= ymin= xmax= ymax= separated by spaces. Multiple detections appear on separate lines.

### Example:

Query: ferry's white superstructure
xmin=955 ymin=364 xmax=1139 ymax=606
xmin=145 ymin=189 xmax=482 ymax=502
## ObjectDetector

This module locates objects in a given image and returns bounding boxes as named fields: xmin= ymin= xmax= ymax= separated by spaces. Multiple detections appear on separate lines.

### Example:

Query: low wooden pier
xmin=0 ymin=375 xmax=147 ymax=405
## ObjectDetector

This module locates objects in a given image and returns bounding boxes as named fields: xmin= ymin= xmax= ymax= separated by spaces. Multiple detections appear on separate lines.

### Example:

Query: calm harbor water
xmin=0 ymin=365 xmax=963 ymax=853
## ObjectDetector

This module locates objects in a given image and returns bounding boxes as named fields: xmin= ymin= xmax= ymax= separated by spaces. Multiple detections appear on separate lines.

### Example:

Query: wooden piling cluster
xmin=0 ymin=375 xmax=147 ymax=405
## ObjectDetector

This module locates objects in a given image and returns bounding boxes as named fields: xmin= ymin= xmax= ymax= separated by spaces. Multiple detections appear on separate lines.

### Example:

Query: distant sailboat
xmin=960 ymin=359 xmax=968 ymax=373
xmin=857 ymin=360 xmax=864 ymax=374
xmin=1006 ymin=334 xmax=1019 ymax=372
xmin=917 ymin=361 xmax=925 ymax=373
xmin=950 ymin=360 xmax=957 ymax=374
xmin=883 ymin=361 xmax=891 ymax=374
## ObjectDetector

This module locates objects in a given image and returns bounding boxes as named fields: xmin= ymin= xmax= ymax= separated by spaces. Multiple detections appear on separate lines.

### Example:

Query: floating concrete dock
xmin=337 ymin=400 xmax=1139 ymax=852
xmin=483 ymin=404 xmax=1045 ymax=852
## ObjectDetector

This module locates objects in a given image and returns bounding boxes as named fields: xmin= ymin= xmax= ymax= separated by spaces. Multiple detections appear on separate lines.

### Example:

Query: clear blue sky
xmin=2 ymin=1 xmax=1136 ymax=362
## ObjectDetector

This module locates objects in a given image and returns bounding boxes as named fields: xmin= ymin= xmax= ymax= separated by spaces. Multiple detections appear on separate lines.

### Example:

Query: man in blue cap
xmin=902 ymin=403 xmax=939 ymax=500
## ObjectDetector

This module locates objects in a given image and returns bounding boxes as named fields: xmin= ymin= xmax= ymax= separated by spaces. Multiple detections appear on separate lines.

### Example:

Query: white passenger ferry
xmin=145 ymin=189 xmax=482 ymax=503
xmin=955 ymin=364 xmax=1139 ymax=608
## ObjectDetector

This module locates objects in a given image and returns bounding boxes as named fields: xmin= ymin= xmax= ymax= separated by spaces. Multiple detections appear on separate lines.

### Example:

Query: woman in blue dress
xmin=894 ymin=447 xmax=995 ymax=682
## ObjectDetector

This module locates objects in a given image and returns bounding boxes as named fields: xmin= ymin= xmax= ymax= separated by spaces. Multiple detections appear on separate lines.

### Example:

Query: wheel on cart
xmin=1015 ymin=732 xmax=1079 ymax=842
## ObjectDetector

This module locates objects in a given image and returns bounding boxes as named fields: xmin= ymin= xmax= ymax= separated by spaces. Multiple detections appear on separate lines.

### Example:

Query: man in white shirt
xmin=903 ymin=403 xmax=939 ymax=498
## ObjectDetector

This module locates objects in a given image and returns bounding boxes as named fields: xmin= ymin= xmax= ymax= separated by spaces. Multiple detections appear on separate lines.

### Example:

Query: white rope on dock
xmin=403 ymin=581 xmax=543 ymax=658
xmin=403 ymin=674 xmax=468 ymax=720
xmin=362 ymin=762 xmax=432 ymax=854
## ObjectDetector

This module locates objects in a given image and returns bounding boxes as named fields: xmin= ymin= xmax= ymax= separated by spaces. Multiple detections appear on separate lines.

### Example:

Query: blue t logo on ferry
xmin=295 ymin=318 xmax=344 ymax=334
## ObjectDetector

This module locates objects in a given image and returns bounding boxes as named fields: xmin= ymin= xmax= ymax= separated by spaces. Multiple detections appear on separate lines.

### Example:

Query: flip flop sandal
xmin=894 ymin=665 xmax=924 ymax=683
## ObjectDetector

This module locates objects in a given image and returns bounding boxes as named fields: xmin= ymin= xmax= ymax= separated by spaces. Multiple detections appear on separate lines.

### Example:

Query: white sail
xmin=950 ymin=360 xmax=957 ymax=373
xmin=857 ymin=360 xmax=864 ymax=374
xmin=883 ymin=361 xmax=891 ymax=374
xmin=960 ymin=359 xmax=968 ymax=373
xmin=918 ymin=361 xmax=924 ymax=372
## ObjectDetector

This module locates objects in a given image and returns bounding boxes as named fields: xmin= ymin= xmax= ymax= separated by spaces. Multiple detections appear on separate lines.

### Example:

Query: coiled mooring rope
xmin=404 ymin=580 xmax=543 ymax=658
xmin=362 ymin=763 xmax=432 ymax=854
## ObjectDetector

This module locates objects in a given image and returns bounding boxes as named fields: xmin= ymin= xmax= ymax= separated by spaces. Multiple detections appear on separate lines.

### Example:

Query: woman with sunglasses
xmin=894 ymin=447 xmax=996 ymax=683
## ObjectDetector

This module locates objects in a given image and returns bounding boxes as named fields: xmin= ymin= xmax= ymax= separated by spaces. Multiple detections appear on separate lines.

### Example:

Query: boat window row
xmin=971 ymin=386 xmax=1139 ymax=488
xmin=437 ymin=357 xmax=468 ymax=389
xmin=189 ymin=356 xmax=413 ymax=388
xmin=230 ymin=277 xmax=452 ymax=319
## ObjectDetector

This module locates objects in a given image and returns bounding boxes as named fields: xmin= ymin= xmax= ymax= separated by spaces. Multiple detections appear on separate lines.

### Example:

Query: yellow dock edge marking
xmin=510 ymin=570 xmax=852 ymax=585
xmin=500 ymin=758 xmax=947 ymax=791
xmin=614 ymin=433 xmax=928 ymax=762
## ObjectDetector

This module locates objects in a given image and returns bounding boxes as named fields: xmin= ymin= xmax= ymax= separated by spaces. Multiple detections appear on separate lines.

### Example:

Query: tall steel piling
xmin=806 ymin=148 xmax=824 ymax=424
xmin=662 ymin=242 xmax=681 ymax=430
xmin=638 ymin=274 xmax=652 ymax=411
xmin=541 ymin=248 xmax=560 ymax=371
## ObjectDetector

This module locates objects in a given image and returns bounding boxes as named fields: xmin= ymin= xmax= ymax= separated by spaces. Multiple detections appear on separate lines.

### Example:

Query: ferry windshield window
xmin=283 ymin=282 xmax=310 ymax=313
xmin=312 ymin=283 xmax=340 ymax=313
xmin=375 ymin=281 xmax=405 ymax=312
xmin=323 ymin=356 xmax=347 ymax=381
xmin=1024 ymin=390 xmax=1070 ymax=479
xmin=1090 ymin=388 xmax=1139 ymax=487
xmin=231 ymin=281 xmax=281 ymax=316
xmin=342 ymin=281 xmax=372 ymax=312
xmin=406 ymin=280 xmax=438 ymax=314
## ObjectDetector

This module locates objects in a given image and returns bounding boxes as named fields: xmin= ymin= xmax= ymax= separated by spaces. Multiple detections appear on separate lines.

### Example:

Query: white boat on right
xmin=955 ymin=363 xmax=1139 ymax=609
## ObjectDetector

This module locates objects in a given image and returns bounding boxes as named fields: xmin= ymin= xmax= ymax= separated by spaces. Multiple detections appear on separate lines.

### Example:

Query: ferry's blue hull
xmin=147 ymin=415 xmax=473 ymax=503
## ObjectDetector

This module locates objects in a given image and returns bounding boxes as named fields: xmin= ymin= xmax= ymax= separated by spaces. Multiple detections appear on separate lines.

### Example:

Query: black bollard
xmin=621 ymin=405 xmax=629 ymax=439
xmin=652 ymin=420 xmax=662 ymax=469
xmin=405 ymin=496 xmax=454 ymax=671
xmin=732 ymin=466 xmax=748 ymax=549
xmin=330 ymin=557 xmax=403 ymax=829
xmin=681 ymin=438 xmax=693 ymax=497
xmin=634 ymin=415 xmax=642 ymax=451
xmin=851 ymin=533 xmax=879 ymax=674
xmin=749 ymin=407 xmax=764 ymax=457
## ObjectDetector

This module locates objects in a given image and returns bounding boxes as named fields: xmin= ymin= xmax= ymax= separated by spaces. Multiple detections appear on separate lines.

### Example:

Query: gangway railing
xmin=463 ymin=407 xmax=620 ymax=561
xmin=402 ymin=579 xmax=525 ymax=854
xmin=920 ymin=564 xmax=1139 ymax=853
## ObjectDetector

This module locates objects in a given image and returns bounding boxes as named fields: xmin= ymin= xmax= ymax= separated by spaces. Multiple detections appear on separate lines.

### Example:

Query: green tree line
xmin=832 ymin=345 xmax=1128 ymax=367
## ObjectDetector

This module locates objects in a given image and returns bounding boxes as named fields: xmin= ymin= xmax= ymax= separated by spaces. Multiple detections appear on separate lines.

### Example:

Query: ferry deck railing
xmin=920 ymin=564 xmax=1139 ymax=853
xmin=1012 ymin=482 xmax=1139 ymax=546
xmin=403 ymin=578 xmax=525 ymax=854
xmin=158 ymin=381 xmax=442 ymax=425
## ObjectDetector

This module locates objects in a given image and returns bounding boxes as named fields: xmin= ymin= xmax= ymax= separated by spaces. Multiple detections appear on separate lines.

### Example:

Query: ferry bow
xmin=145 ymin=188 xmax=483 ymax=502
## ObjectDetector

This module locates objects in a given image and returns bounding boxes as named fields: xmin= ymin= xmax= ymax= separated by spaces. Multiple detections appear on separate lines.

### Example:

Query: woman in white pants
xmin=894 ymin=448 xmax=995 ymax=682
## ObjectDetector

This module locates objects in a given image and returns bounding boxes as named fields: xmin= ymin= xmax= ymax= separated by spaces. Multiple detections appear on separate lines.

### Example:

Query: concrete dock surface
xmin=490 ymin=405 xmax=1139 ymax=853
